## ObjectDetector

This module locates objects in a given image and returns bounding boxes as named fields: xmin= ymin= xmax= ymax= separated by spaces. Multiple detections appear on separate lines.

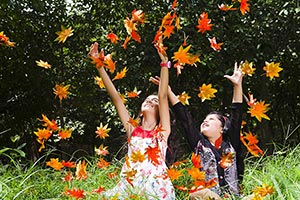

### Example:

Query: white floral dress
xmin=102 ymin=126 xmax=175 ymax=199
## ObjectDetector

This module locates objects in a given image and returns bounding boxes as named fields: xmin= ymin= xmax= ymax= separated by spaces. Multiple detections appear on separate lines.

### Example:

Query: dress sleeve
xmin=228 ymin=103 xmax=243 ymax=152
xmin=172 ymin=102 xmax=203 ymax=151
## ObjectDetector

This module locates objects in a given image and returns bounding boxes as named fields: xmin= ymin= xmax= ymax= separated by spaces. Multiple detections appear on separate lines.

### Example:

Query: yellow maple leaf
xmin=53 ymin=83 xmax=71 ymax=101
xmin=247 ymin=101 xmax=270 ymax=122
xmin=263 ymin=61 xmax=283 ymax=80
xmin=128 ymin=117 xmax=140 ymax=127
xmin=54 ymin=25 xmax=73 ymax=43
xmin=197 ymin=83 xmax=217 ymax=102
xmin=172 ymin=45 xmax=192 ymax=64
xmin=187 ymin=166 xmax=206 ymax=181
xmin=94 ymin=76 xmax=105 ymax=89
xmin=253 ymin=183 xmax=274 ymax=197
xmin=36 ymin=60 xmax=51 ymax=69
xmin=95 ymin=144 xmax=109 ymax=156
xmin=46 ymin=158 xmax=64 ymax=170
xmin=130 ymin=150 xmax=146 ymax=163
xmin=241 ymin=60 xmax=255 ymax=76
xmin=119 ymin=93 xmax=128 ymax=104
xmin=0 ymin=31 xmax=15 ymax=47
xmin=95 ymin=123 xmax=111 ymax=139
xmin=177 ymin=91 xmax=191 ymax=105
xmin=112 ymin=67 xmax=128 ymax=81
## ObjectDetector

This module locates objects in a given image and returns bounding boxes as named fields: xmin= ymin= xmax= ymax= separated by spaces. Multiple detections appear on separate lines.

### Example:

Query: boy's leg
xmin=190 ymin=188 xmax=222 ymax=200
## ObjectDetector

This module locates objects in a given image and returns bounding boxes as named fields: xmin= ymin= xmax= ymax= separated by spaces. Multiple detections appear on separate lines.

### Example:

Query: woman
xmin=89 ymin=41 xmax=175 ymax=199
xmin=150 ymin=63 xmax=244 ymax=199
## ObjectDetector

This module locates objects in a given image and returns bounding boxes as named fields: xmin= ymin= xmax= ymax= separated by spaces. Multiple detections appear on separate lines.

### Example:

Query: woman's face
xmin=200 ymin=114 xmax=223 ymax=138
xmin=141 ymin=95 xmax=159 ymax=116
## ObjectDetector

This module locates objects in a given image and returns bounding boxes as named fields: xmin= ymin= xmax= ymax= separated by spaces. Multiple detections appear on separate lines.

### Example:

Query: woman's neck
xmin=141 ymin=117 xmax=157 ymax=131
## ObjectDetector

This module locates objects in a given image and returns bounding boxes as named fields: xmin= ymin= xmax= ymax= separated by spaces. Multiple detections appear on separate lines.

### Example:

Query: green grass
xmin=0 ymin=145 xmax=299 ymax=200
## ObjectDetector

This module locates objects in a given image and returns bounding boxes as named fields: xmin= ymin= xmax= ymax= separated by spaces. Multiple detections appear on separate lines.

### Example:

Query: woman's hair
xmin=208 ymin=111 xmax=231 ymax=135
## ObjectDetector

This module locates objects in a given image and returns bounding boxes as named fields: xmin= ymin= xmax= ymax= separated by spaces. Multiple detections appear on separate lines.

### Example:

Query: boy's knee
xmin=189 ymin=189 xmax=222 ymax=200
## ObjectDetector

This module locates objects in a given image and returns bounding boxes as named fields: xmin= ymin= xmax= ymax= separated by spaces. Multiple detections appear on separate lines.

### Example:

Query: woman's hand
xmin=88 ymin=42 xmax=99 ymax=58
xmin=224 ymin=62 xmax=244 ymax=86
xmin=154 ymin=35 xmax=168 ymax=63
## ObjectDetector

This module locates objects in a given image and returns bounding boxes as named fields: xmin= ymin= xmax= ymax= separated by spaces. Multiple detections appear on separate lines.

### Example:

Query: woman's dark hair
xmin=208 ymin=111 xmax=231 ymax=135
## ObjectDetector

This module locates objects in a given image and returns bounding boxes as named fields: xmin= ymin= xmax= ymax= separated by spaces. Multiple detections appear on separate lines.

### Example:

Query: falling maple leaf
xmin=241 ymin=60 xmax=256 ymax=76
xmin=53 ymin=83 xmax=71 ymax=101
xmin=112 ymin=67 xmax=128 ymax=81
xmin=243 ymin=131 xmax=259 ymax=145
xmin=54 ymin=25 xmax=73 ymax=43
xmin=128 ymin=117 xmax=140 ymax=127
xmin=97 ymin=157 xmax=110 ymax=168
xmin=75 ymin=160 xmax=88 ymax=180
xmin=187 ymin=166 xmax=206 ymax=181
xmin=240 ymin=131 xmax=264 ymax=157
xmin=167 ymin=168 xmax=183 ymax=181
xmin=34 ymin=128 xmax=52 ymax=150
xmin=163 ymin=25 xmax=175 ymax=39
xmin=94 ymin=76 xmax=105 ymax=89
xmin=119 ymin=93 xmax=128 ymax=104
xmin=107 ymin=32 xmax=119 ymax=44
xmin=145 ymin=146 xmax=160 ymax=166
xmin=131 ymin=30 xmax=141 ymax=43
xmin=263 ymin=61 xmax=283 ymax=80
xmin=208 ymin=37 xmax=223 ymax=51
xmin=126 ymin=88 xmax=142 ymax=98
xmin=220 ymin=152 xmax=235 ymax=168
xmin=46 ymin=158 xmax=64 ymax=170
xmin=218 ymin=4 xmax=238 ymax=11
xmin=122 ymin=35 xmax=131 ymax=49
xmin=131 ymin=9 xmax=145 ymax=24
xmin=64 ymin=188 xmax=85 ymax=199
xmin=177 ymin=91 xmax=191 ymax=105
xmin=172 ymin=45 xmax=192 ymax=64
xmin=123 ymin=168 xmax=137 ymax=186
xmin=62 ymin=171 xmax=73 ymax=182
xmin=198 ymin=83 xmax=218 ymax=102
xmin=39 ymin=114 xmax=58 ymax=131
xmin=191 ymin=152 xmax=201 ymax=168
xmin=36 ymin=60 xmax=51 ymax=69
xmin=92 ymin=186 xmax=106 ymax=194
xmin=0 ymin=31 xmax=15 ymax=47
xmin=238 ymin=0 xmax=250 ymax=15
xmin=104 ymin=53 xmax=116 ymax=73
xmin=196 ymin=12 xmax=213 ymax=34
xmin=248 ymin=100 xmax=270 ymax=122
xmin=62 ymin=160 xmax=76 ymax=168
xmin=58 ymin=128 xmax=72 ymax=139
xmin=95 ymin=144 xmax=109 ymax=156
xmin=253 ymin=183 xmax=274 ymax=197
xmin=131 ymin=150 xmax=146 ymax=163
xmin=95 ymin=123 xmax=111 ymax=139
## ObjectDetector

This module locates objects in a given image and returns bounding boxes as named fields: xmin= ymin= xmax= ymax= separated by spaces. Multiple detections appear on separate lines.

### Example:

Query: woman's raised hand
xmin=224 ymin=62 xmax=244 ymax=86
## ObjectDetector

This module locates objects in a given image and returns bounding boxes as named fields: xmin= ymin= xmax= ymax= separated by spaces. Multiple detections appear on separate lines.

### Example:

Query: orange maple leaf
xmin=90 ymin=48 xmax=105 ymax=68
xmin=122 ymin=35 xmax=131 ymax=49
xmin=123 ymin=168 xmax=137 ymax=186
xmin=187 ymin=166 xmax=206 ymax=181
xmin=145 ymin=146 xmax=160 ymax=166
xmin=58 ymin=128 xmax=72 ymax=139
xmin=54 ymin=25 xmax=73 ymax=43
xmin=240 ymin=131 xmax=264 ymax=157
xmin=92 ymin=186 xmax=106 ymax=194
xmin=64 ymin=188 xmax=85 ymax=199
xmin=263 ymin=61 xmax=283 ymax=80
xmin=95 ymin=123 xmax=111 ymax=139
xmin=167 ymin=168 xmax=183 ymax=181
xmin=208 ymin=37 xmax=223 ymax=51
xmin=241 ymin=60 xmax=256 ymax=76
xmin=107 ymin=32 xmax=119 ymax=44
xmin=0 ymin=31 xmax=15 ymax=47
xmin=198 ymin=83 xmax=218 ymax=102
xmin=39 ymin=114 xmax=58 ymax=131
xmin=61 ymin=160 xmax=76 ymax=168
xmin=75 ymin=160 xmax=88 ymax=180
xmin=131 ymin=30 xmax=141 ymax=43
xmin=34 ymin=128 xmax=52 ymax=152
xmin=172 ymin=45 xmax=192 ymax=64
xmin=131 ymin=9 xmax=145 ymax=24
xmin=126 ymin=88 xmax=142 ymax=98
xmin=191 ymin=152 xmax=201 ymax=168
xmin=131 ymin=150 xmax=146 ymax=163
xmin=46 ymin=158 xmax=64 ymax=170
xmin=220 ymin=152 xmax=235 ymax=168
xmin=62 ymin=171 xmax=73 ymax=182
xmin=247 ymin=100 xmax=270 ymax=122
xmin=112 ymin=67 xmax=128 ymax=81
xmin=128 ymin=117 xmax=140 ymax=127
xmin=97 ymin=157 xmax=110 ymax=169
xmin=163 ymin=25 xmax=175 ymax=39
xmin=196 ymin=12 xmax=213 ymax=34
xmin=104 ymin=54 xmax=116 ymax=73
xmin=239 ymin=0 xmax=250 ymax=15
xmin=53 ymin=83 xmax=71 ymax=101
